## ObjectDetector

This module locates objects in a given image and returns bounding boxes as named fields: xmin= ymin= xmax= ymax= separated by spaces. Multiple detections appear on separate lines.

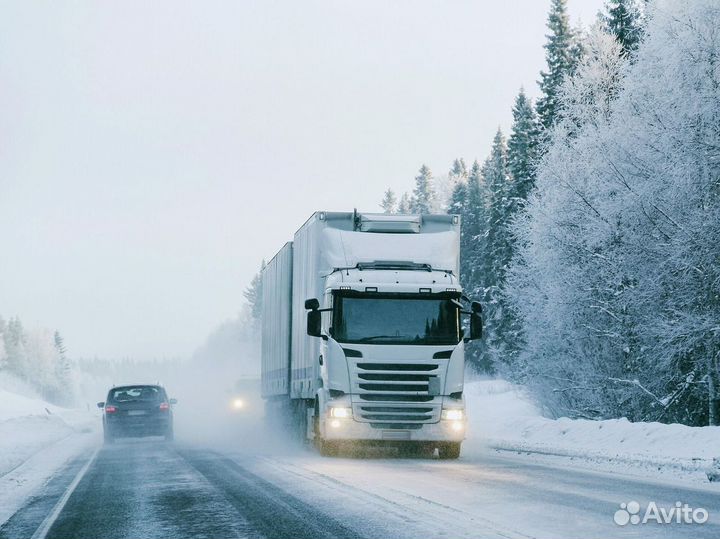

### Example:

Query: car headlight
xmin=441 ymin=409 xmax=464 ymax=421
xmin=329 ymin=406 xmax=352 ymax=418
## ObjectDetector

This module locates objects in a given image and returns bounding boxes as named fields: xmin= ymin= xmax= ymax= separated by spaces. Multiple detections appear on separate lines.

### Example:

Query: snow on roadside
xmin=0 ymin=380 xmax=99 ymax=526
xmin=464 ymin=379 xmax=720 ymax=482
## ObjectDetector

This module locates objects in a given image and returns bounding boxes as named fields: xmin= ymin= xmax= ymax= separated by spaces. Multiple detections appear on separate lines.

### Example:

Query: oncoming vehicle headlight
xmin=231 ymin=398 xmax=245 ymax=410
xmin=441 ymin=409 xmax=465 ymax=421
xmin=329 ymin=406 xmax=352 ymax=419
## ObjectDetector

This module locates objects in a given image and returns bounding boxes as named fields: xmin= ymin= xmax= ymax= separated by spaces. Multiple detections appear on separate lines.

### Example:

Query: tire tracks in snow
xmin=251 ymin=455 xmax=535 ymax=539
xmin=176 ymin=447 xmax=365 ymax=539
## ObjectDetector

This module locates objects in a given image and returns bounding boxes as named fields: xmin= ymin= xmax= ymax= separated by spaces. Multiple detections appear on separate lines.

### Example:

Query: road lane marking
xmin=30 ymin=447 xmax=100 ymax=539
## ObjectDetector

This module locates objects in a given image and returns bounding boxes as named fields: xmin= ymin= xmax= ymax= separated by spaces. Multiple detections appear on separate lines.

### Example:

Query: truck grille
xmin=351 ymin=361 xmax=444 ymax=424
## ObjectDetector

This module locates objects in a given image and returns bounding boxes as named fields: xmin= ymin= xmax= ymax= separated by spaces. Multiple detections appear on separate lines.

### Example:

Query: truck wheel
xmin=438 ymin=442 xmax=461 ymax=460
xmin=314 ymin=408 xmax=338 ymax=456
xmin=318 ymin=438 xmax=339 ymax=457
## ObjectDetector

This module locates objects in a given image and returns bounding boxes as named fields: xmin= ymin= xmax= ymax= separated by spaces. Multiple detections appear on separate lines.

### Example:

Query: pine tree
xmin=380 ymin=188 xmax=397 ymax=214
xmin=397 ymin=192 xmax=411 ymax=214
xmin=0 ymin=316 xmax=7 ymax=370
xmin=507 ymin=88 xmax=541 ymax=202
xmin=536 ymin=0 xmax=579 ymax=130
xmin=54 ymin=331 xmax=66 ymax=357
xmin=450 ymin=158 xmax=468 ymax=180
xmin=602 ymin=0 xmax=643 ymax=55
xmin=5 ymin=317 xmax=28 ymax=379
xmin=243 ymin=261 xmax=266 ymax=323
xmin=438 ymin=159 xmax=469 ymax=212
xmin=481 ymin=130 xmax=516 ymax=370
xmin=483 ymin=129 xmax=512 ymax=288
xmin=464 ymin=160 xmax=487 ymax=293
xmin=447 ymin=160 xmax=469 ymax=243
xmin=447 ymin=178 xmax=467 ymax=217
xmin=53 ymin=330 xmax=76 ymax=404
xmin=410 ymin=165 xmax=435 ymax=214
xmin=448 ymin=176 xmax=469 ymax=283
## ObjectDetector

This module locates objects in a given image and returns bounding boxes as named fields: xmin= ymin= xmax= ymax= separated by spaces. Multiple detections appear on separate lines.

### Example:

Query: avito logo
xmin=614 ymin=501 xmax=709 ymax=526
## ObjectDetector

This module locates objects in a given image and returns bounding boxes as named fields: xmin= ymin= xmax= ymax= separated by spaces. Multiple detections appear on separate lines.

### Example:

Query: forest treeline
xmin=375 ymin=0 xmax=720 ymax=426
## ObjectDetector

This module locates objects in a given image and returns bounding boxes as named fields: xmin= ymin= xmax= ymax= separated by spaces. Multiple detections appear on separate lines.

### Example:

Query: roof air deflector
xmin=357 ymin=214 xmax=421 ymax=233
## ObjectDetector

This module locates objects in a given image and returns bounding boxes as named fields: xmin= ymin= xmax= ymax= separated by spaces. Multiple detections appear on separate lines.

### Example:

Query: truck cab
xmin=261 ymin=211 xmax=481 ymax=459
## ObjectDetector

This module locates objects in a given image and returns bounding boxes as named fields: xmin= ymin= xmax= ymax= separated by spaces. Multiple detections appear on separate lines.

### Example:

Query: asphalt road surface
xmin=1 ymin=439 xmax=719 ymax=539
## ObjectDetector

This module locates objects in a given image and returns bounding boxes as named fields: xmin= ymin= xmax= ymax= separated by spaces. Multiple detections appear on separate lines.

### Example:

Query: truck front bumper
xmin=323 ymin=418 xmax=465 ymax=443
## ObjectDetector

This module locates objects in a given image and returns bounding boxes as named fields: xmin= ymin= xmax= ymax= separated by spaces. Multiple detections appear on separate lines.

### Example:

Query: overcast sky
xmin=0 ymin=0 xmax=604 ymax=360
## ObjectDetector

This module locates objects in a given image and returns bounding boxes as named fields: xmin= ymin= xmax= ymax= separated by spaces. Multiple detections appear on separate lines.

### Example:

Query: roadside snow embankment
xmin=0 ymin=380 xmax=99 ymax=526
xmin=465 ymin=379 xmax=720 ymax=480
xmin=0 ymin=389 xmax=96 ymax=477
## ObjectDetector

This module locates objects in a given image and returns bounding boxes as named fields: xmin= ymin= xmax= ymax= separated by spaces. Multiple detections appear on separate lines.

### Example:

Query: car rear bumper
xmin=105 ymin=417 xmax=172 ymax=436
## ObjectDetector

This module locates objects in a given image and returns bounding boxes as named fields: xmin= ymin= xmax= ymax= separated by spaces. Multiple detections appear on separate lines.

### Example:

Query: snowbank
xmin=0 ymin=389 xmax=95 ymax=475
xmin=464 ymin=379 xmax=720 ymax=478
xmin=0 ymin=380 xmax=99 ymax=526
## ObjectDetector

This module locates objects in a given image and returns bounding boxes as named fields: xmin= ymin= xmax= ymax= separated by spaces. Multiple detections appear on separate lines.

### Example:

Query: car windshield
xmin=110 ymin=386 xmax=162 ymax=403
xmin=331 ymin=293 xmax=460 ymax=345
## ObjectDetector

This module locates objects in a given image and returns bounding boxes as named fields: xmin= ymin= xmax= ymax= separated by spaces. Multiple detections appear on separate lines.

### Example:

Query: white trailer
xmin=261 ymin=211 xmax=482 ymax=458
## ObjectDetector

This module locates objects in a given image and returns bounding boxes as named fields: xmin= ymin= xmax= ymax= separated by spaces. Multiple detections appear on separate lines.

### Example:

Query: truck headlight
xmin=441 ymin=409 xmax=464 ymax=421
xmin=232 ymin=398 xmax=245 ymax=410
xmin=329 ymin=406 xmax=352 ymax=419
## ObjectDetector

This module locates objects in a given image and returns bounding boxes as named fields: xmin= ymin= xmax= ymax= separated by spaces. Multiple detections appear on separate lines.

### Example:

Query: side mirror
xmin=169 ymin=398 xmax=178 ymax=405
xmin=469 ymin=311 xmax=483 ymax=340
xmin=305 ymin=298 xmax=320 ymax=310
xmin=307 ymin=310 xmax=322 ymax=337
xmin=97 ymin=402 xmax=105 ymax=408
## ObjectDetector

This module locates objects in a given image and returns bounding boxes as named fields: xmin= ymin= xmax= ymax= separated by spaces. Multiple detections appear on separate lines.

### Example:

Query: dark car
xmin=97 ymin=384 xmax=177 ymax=443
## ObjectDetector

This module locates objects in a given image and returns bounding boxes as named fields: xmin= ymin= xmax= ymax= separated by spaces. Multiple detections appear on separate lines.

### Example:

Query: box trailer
xmin=261 ymin=211 xmax=482 ymax=458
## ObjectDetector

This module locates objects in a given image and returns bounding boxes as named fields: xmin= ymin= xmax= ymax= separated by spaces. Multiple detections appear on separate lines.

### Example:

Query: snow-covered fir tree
xmin=601 ymin=0 xmax=643 ymax=55
xmin=480 ymin=130 xmax=516 ymax=370
xmin=536 ymin=0 xmax=581 ymax=130
xmin=507 ymin=88 xmax=540 ymax=202
xmin=397 ymin=192 xmax=411 ymax=214
xmin=380 ymin=188 xmax=397 ymax=214
xmin=447 ymin=174 xmax=467 ymax=218
xmin=463 ymin=160 xmax=487 ymax=294
xmin=483 ymin=130 xmax=512 ymax=286
xmin=5 ymin=317 xmax=28 ymax=380
xmin=436 ymin=159 xmax=468 ymax=212
xmin=243 ymin=261 xmax=265 ymax=325
xmin=0 ymin=317 xmax=7 ymax=370
xmin=410 ymin=165 xmax=435 ymax=214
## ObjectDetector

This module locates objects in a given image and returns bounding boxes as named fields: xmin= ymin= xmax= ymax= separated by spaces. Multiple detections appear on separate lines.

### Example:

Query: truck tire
xmin=438 ymin=442 xmax=461 ymax=460
xmin=317 ymin=438 xmax=339 ymax=457
xmin=313 ymin=400 xmax=339 ymax=456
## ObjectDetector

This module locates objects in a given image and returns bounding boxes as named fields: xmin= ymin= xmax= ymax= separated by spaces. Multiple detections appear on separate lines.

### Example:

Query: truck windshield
xmin=331 ymin=293 xmax=460 ymax=345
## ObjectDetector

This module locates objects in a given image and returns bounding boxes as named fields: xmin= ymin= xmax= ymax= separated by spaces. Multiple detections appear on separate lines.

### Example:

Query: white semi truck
xmin=261 ymin=211 xmax=482 ymax=458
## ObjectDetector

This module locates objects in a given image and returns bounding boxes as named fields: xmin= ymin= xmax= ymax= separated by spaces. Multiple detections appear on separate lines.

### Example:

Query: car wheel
xmin=164 ymin=427 xmax=174 ymax=442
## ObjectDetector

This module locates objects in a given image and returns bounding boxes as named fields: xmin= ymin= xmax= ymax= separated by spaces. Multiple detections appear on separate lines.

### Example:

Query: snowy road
xmin=1 ymin=439 xmax=718 ymax=539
